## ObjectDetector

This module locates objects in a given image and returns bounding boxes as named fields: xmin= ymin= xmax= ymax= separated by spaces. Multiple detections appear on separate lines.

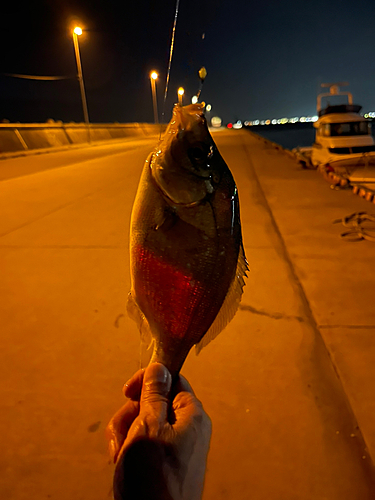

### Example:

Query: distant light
xmin=244 ymin=121 xmax=249 ymax=126
xmin=178 ymin=87 xmax=185 ymax=96
xmin=150 ymin=71 xmax=158 ymax=80
xmin=211 ymin=116 xmax=222 ymax=127
xmin=277 ymin=119 xmax=281 ymax=124
xmin=265 ymin=119 xmax=271 ymax=125
xmin=191 ymin=95 xmax=198 ymax=104
xmin=364 ymin=113 xmax=369 ymax=118
xmin=280 ymin=118 xmax=288 ymax=124
xmin=300 ymin=116 xmax=306 ymax=123
xmin=206 ymin=104 xmax=212 ymax=112
xmin=73 ymin=26 xmax=83 ymax=36
xmin=233 ymin=120 xmax=242 ymax=129
xmin=260 ymin=120 xmax=265 ymax=125
xmin=271 ymin=119 xmax=277 ymax=125
xmin=227 ymin=123 xmax=233 ymax=129
xmin=254 ymin=119 xmax=260 ymax=125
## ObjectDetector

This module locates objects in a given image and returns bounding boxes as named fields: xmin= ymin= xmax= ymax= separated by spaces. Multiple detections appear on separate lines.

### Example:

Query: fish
xmin=127 ymin=102 xmax=248 ymax=377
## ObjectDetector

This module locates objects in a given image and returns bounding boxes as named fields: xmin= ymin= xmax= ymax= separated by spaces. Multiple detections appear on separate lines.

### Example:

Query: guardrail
xmin=0 ymin=122 xmax=164 ymax=155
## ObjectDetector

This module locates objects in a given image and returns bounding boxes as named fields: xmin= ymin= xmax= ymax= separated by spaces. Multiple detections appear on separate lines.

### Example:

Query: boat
xmin=310 ymin=83 xmax=375 ymax=178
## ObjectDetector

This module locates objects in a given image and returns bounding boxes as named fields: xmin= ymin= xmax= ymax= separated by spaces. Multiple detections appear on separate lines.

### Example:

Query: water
xmin=246 ymin=122 xmax=375 ymax=150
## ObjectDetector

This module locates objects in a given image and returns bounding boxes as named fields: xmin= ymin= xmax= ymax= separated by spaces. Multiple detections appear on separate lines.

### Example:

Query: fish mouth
xmin=168 ymin=103 xmax=215 ymax=178
xmin=172 ymin=103 xmax=207 ymax=133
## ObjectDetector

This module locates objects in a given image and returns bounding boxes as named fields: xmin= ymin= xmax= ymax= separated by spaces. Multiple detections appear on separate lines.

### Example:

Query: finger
xmin=172 ymin=392 xmax=212 ymax=438
xmin=172 ymin=373 xmax=196 ymax=397
xmin=106 ymin=399 xmax=140 ymax=463
xmin=139 ymin=363 xmax=172 ymax=424
xmin=123 ymin=368 xmax=145 ymax=400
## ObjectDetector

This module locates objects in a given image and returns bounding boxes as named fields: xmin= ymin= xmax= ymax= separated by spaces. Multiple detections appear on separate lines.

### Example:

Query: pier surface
xmin=1 ymin=130 xmax=375 ymax=499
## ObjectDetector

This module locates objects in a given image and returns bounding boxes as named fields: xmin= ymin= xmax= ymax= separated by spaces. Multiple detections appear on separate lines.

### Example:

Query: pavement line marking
xmin=239 ymin=303 xmax=304 ymax=322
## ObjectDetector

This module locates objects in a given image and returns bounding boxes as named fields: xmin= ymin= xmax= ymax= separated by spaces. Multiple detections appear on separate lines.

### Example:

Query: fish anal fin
xmin=127 ymin=292 xmax=153 ymax=350
xmin=195 ymin=244 xmax=248 ymax=355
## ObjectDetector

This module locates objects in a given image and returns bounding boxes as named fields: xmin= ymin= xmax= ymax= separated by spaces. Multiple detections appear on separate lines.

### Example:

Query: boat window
xmin=329 ymin=145 xmax=375 ymax=154
xmin=329 ymin=122 xmax=370 ymax=136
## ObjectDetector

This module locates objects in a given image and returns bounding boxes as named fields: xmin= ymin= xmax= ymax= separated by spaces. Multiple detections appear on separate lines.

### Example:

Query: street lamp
xmin=72 ymin=26 xmax=90 ymax=142
xmin=150 ymin=71 xmax=159 ymax=124
xmin=178 ymin=87 xmax=184 ymax=106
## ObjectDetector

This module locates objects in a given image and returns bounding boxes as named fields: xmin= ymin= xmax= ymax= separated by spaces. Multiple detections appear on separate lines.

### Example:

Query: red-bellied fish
xmin=127 ymin=102 xmax=247 ymax=377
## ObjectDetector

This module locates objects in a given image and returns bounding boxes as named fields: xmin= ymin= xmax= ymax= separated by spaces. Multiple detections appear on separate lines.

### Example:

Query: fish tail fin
xmin=195 ymin=243 xmax=248 ymax=355
xmin=127 ymin=292 xmax=154 ymax=350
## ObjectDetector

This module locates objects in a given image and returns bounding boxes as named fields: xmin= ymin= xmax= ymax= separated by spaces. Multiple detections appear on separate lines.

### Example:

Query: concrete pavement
xmin=1 ymin=131 xmax=375 ymax=499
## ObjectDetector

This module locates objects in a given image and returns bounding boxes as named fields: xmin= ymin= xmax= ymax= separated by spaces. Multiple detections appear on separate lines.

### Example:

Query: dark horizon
xmin=1 ymin=0 xmax=375 ymax=124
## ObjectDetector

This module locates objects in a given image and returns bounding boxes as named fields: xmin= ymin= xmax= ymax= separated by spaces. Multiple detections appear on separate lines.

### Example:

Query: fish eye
xmin=190 ymin=147 xmax=205 ymax=160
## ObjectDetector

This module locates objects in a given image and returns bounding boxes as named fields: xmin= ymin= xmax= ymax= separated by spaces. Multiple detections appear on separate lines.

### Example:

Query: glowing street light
xmin=150 ymin=71 xmax=159 ymax=124
xmin=178 ymin=87 xmax=184 ymax=106
xmin=72 ymin=26 xmax=90 ymax=141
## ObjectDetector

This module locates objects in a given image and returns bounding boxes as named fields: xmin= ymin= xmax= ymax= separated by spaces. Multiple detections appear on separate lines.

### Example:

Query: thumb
xmin=139 ymin=363 xmax=172 ymax=424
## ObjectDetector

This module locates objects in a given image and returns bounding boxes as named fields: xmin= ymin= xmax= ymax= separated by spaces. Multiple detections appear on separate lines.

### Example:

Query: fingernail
xmin=145 ymin=363 xmax=171 ymax=385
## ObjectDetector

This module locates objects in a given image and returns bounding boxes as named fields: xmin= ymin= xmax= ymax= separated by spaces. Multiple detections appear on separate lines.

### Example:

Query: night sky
xmin=1 ymin=0 xmax=375 ymax=124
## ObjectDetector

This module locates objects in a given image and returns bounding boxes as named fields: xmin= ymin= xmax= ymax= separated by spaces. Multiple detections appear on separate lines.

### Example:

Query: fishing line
xmin=159 ymin=0 xmax=181 ymax=139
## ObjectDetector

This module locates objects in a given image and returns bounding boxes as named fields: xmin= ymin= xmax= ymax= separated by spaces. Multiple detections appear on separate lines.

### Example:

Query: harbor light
xmin=150 ymin=71 xmax=159 ymax=124
xmin=211 ymin=116 xmax=222 ymax=128
xmin=178 ymin=87 xmax=184 ymax=106
xmin=191 ymin=95 xmax=198 ymax=104
xmin=72 ymin=24 xmax=90 ymax=142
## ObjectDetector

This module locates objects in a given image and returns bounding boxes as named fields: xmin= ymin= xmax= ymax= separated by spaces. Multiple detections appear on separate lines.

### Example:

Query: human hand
xmin=106 ymin=363 xmax=212 ymax=500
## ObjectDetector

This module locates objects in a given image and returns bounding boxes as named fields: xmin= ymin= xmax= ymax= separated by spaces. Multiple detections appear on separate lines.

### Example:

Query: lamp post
xmin=72 ymin=26 xmax=90 ymax=142
xmin=150 ymin=71 xmax=159 ymax=124
xmin=178 ymin=87 xmax=184 ymax=106
xmin=206 ymin=103 xmax=212 ymax=125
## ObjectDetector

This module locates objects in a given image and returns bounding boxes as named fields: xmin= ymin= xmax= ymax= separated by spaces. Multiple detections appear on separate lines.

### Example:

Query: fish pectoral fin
xmin=195 ymin=243 xmax=249 ymax=355
xmin=126 ymin=292 xmax=153 ymax=350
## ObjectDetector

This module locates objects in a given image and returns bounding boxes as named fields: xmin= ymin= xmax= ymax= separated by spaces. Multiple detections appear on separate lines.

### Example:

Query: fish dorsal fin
xmin=127 ymin=292 xmax=153 ymax=350
xmin=195 ymin=243 xmax=248 ymax=355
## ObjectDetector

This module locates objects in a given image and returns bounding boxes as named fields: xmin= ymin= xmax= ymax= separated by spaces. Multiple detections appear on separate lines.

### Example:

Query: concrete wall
xmin=0 ymin=122 xmax=164 ymax=155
